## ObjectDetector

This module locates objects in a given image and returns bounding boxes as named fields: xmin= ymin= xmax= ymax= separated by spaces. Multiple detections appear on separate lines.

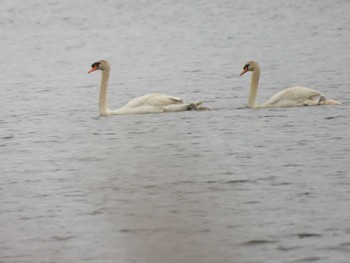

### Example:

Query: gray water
xmin=1 ymin=0 xmax=350 ymax=262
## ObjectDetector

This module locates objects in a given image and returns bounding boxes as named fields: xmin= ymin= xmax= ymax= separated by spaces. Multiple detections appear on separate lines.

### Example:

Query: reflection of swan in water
xmin=88 ymin=60 xmax=209 ymax=116
xmin=240 ymin=61 xmax=341 ymax=108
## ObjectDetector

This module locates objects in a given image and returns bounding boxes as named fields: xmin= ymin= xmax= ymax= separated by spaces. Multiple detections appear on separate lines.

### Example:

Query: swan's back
xmin=124 ymin=94 xmax=184 ymax=108
xmin=262 ymin=86 xmax=321 ymax=107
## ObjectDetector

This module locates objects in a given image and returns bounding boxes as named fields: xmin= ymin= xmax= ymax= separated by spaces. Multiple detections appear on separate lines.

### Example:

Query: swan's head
xmin=318 ymin=96 xmax=341 ymax=105
xmin=240 ymin=61 xmax=259 ymax=76
xmin=318 ymin=95 xmax=326 ymax=105
xmin=88 ymin=60 xmax=110 ymax=73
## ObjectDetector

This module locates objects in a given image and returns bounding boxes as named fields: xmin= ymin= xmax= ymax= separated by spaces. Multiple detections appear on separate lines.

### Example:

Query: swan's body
xmin=88 ymin=60 xmax=209 ymax=116
xmin=240 ymin=61 xmax=341 ymax=108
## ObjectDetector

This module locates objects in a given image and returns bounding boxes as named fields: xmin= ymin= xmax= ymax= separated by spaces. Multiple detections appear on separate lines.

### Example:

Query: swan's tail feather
xmin=193 ymin=101 xmax=204 ymax=106
xmin=196 ymin=105 xmax=211 ymax=110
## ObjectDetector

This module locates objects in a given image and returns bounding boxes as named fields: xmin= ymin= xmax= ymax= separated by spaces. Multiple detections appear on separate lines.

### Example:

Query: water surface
xmin=1 ymin=0 xmax=350 ymax=262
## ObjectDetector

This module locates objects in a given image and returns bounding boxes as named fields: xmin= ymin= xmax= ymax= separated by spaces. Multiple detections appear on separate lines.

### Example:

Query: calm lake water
xmin=1 ymin=0 xmax=350 ymax=262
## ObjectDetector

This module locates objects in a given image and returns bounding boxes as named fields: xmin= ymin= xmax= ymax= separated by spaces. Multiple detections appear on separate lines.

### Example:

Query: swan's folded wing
xmin=149 ymin=94 xmax=184 ymax=106
xmin=263 ymin=86 xmax=321 ymax=107
xmin=125 ymin=93 xmax=184 ymax=108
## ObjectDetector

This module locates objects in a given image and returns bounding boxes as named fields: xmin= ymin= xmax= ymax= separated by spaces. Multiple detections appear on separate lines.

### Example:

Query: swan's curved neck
xmin=248 ymin=65 xmax=260 ymax=108
xmin=99 ymin=69 xmax=110 ymax=116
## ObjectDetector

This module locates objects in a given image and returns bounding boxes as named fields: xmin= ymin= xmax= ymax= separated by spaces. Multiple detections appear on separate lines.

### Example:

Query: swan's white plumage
xmin=240 ymin=61 xmax=341 ymax=108
xmin=122 ymin=93 xmax=183 ymax=108
xmin=88 ymin=60 xmax=209 ymax=116
xmin=261 ymin=86 xmax=321 ymax=107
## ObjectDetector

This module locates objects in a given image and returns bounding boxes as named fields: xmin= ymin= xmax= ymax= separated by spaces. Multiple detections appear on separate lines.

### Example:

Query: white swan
xmin=240 ymin=61 xmax=341 ymax=108
xmin=88 ymin=60 xmax=209 ymax=116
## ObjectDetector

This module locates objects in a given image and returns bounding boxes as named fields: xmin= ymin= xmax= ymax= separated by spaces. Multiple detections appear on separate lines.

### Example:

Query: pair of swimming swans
xmin=88 ymin=60 xmax=340 ymax=116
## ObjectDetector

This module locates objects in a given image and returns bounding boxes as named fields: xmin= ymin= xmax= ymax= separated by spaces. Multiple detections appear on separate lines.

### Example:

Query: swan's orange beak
xmin=88 ymin=65 xmax=98 ymax=74
xmin=240 ymin=68 xmax=248 ymax=76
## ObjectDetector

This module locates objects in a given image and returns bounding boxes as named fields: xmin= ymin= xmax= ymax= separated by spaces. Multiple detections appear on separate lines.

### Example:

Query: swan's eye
xmin=244 ymin=64 xmax=250 ymax=69
xmin=91 ymin=62 xmax=101 ymax=69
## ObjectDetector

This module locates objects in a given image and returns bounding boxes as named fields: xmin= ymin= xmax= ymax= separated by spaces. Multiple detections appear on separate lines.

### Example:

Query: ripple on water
xmin=295 ymin=233 xmax=323 ymax=238
xmin=292 ymin=257 xmax=322 ymax=262
xmin=240 ymin=239 xmax=278 ymax=246
xmin=51 ymin=236 xmax=76 ymax=241
xmin=1 ymin=0 xmax=350 ymax=263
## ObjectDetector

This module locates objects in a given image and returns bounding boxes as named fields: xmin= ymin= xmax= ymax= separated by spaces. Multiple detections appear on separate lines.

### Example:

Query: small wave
xmin=172 ymin=180 xmax=196 ymax=185
xmin=296 ymin=233 xmax=322 ymax=238
xmin=119 ymin=228 xmax=165 ymax=234
xmin=323 ymin=242 xmax=350 ymax=252
xmin=292 ymin=257 xmax=321 ymax=262
xmin=51 ymin=236 xmax=76 ymax=241
xmin=240 ymin=239 xmax=277 ymax=246
xmin=224 ymin=179 xmax=251 ymax=184
xmin=143 ymin=184 xmax=158 ymax=189
xmin=282 ymin=163 xmax=303 ymax=167
xmin=324 ymin=115 xmax=345 ymax=120
xmin=2 ymin=136 xmax=14 ymax=140
xmin=277 ymin=245 xmax=301 ymax=251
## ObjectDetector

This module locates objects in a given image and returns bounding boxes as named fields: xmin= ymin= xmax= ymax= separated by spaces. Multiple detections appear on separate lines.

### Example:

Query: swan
xmin=88 ymin=60 xmax=209 ymax=116
xmin=240 ymin=61 xmax=341 ymax=108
